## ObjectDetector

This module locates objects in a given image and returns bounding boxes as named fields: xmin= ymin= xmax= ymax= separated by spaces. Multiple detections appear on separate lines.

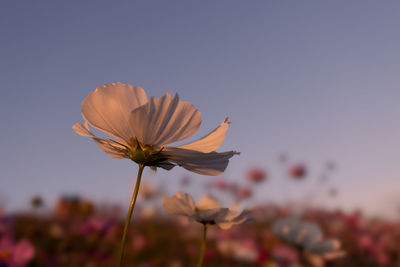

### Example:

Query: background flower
xmin=163 ymin=192 xmax=249 ymax=229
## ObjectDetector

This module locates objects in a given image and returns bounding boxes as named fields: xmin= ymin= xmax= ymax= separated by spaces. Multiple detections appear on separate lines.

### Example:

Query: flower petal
xmin=196 ymin=195 xmax=220 ymax=210
xmin=72 ymin=121 xmax=95 ymax=137
xmin=72 ymin=122 xmax=127 ymax=159
xmin=163 ymin=147 xmax=239 ymax=176
xmin=216 ymin=207 xmax=251 ymax=229
xmin=295 ymin=222 xmax=323 ymax=248
xmin=129 ymin=93 xmax=201 ymax=146
xmin=157 ymin=162 xmax=176 ymax=171
xmin=177 ymin=118 xmax=231 ymax=153
xmin=82 ymin=82 xmax=147 ymax=143
xmin=163 ymin=192 xmax=196 ymax=216
xmin=273 ymin=218 xmax=322 ymax=248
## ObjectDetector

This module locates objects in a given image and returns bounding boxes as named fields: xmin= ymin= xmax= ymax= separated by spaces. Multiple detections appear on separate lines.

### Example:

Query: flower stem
xmin=197 ymin=223 xmax=208 ymax=267
xmin=118 ymin=164 xmax=145 ymax=267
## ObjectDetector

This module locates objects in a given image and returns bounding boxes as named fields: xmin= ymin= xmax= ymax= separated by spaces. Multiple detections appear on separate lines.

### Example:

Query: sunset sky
xmin=1 ymin=1 xmax=400 ymax=217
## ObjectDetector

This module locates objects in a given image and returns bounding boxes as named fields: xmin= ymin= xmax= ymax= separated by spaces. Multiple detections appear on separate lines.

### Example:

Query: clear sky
xmin=1 ymin=1 xmax=400 ymax=217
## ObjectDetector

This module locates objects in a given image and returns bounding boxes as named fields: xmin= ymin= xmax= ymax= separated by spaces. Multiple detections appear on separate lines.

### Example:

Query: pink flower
xmin=246 ymin=167 xmax=267 ymax=183
xmin=0 ymin=237 xmax=35 ymax=267
xmin=79 ymin=217 xmax=114 ymax=236
xmin=288 ymin=164 xmax=307 ymax=179
xmin=273 ymin=245 xmax=298 ymax=264
xmin=214 ymin=180 xmax=230 ymax=191
xmin=357 ymin=234 xmax=374 ymax=252
xmin=236 ymin=188 xmax=252 ymax=200
xmin=132 ymin=234 xmax=149 ymax=252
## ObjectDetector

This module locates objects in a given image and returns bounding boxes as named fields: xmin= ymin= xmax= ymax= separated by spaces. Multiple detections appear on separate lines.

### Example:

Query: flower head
xmin=73 ymin=82 xmax=238 ymax=175
xmin=163 ymin=192 xmax=250 ymax=229
xmin=247 ymin=167 xmax=267 ymax=183
xmin=273 ymin=217 xmax=344 ymax=259
xmin=288 ymin=164 xmax=307 ymax=179
xmin=0 ymin=237 xmax=35 ymax=267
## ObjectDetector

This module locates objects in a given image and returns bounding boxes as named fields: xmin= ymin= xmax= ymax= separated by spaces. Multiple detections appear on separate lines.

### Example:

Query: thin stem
xmin=197 ymin=223 xmax=208 ymax=267
xmin=118 ymin=164 xmax=145 ymax=267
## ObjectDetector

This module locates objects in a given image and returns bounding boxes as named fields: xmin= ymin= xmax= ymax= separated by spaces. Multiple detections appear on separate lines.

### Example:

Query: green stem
xmin=197 ymin=223 xmax=208 ymax=267
xmin=118 ymin=164 xmax=145 ymax=267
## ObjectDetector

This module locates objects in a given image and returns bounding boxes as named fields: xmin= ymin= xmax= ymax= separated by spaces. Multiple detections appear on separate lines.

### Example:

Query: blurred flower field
xmin=2 ymin=167 xmax=400 ymax=267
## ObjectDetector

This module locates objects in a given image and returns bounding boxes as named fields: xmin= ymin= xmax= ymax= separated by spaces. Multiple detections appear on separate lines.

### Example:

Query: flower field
xmin=2 ymin=178 xmax=400 ymax=267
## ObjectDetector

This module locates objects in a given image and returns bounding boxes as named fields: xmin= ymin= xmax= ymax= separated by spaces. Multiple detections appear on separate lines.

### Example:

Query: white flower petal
xmin=196 ymin=195 xmax=220 ymax=210
xmin=177 ymin=118 xmax=231 ymax=153
xmin=92 ymin=139 xmax=127 ymax=159
xmin=216 ymin=208 xmax=251 ymax=229
xmin=295 ymin=222 xmax=323 ymax=248
xmin=72 ymin=122 xmax=127 ymax=159
xmin=163 ymin=192 xmax=196 ymax=216
xmin=157 ymin=162 xmax=176 ymax=170
xmin=82 ymin=82 xmax=147 ymax=143
xmin=129 ymin=93 xmax=201 ymax=146
xmin=274 ymin=218 xmax=325 ymax=250
xmin=72 ymin=121 xmax=95 ymax=137
xmin=163 ymin=147 xmax=239 ymax=176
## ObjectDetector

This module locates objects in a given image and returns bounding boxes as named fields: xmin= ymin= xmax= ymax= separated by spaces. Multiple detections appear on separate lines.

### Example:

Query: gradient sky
xmin=1 ymin=1 xmax=400 ymax=217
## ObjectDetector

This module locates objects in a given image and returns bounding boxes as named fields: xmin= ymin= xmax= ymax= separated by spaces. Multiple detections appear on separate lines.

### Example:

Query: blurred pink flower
xmin=273 ymin=245 xmax=298 ymax=264
xmin=132 ymin=234 xmax=149 ymax=252
xmin=246 ymin=167 xmax=267 ymax=183
xmin=0 ymin=237 xmax=35 ymax=267
xmin=346 ymin=210 xmax=363 ymax=230
xmin=79 ymin=217 xmax=114 ymax=236
xmin=30 ymin=196 xmax=43 ymax=209
xmin=288 ymin=164 xmax=307 ymax=179
xmin=214 ymin=180 xmax=230 ymax=191
xmin=204 ymin=248 xmax=217 ymax=261
xmin=357 ymin=234 xmax=374 ymax=252
xmin=236 ymin=188 xmax=253 ymax=200
xmin=376 ymin=250 xmax=390 ymax=265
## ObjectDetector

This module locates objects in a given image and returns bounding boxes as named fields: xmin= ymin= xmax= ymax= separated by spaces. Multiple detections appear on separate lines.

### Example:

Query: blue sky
xmin=1 ymin=1 xmax=400 ymax=217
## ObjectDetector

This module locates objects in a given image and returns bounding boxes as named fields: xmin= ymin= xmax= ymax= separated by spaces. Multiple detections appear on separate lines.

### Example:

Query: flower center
xmin=127 ymin=138 xmax=168 ymax=166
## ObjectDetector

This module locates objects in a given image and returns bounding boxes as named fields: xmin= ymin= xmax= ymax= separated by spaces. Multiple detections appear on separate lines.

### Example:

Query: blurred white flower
xmin=273 ymin=217 xmax=344 ymax=260
xmin=163 ymin=192 xmax=250 ymax=229
xmin=73 ymin=82 xmax=238 ymax=175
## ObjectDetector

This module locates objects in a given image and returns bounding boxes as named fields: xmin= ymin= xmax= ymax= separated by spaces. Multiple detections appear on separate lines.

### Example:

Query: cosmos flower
xmin=73 ymin=82 xmax=238 ymax=175
xmin=0 ymin=237 xmax=35 ymax=267
xmin=236 ymin=187 xmax=253 ymax=200
xmin=247 ymin=167 xmax=267 ymax=183
xmin=163 ymin=192 xmax=250 ymax=229
xmin=30 ymin=196 xmax=43 ymax=209
xmin=212 ymin=180 xmax=230 ymax=191
xmin=273 ymin=217 xmax=344 ymax=260
xmin=288 ymin=164 xmax=307 ymax=179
